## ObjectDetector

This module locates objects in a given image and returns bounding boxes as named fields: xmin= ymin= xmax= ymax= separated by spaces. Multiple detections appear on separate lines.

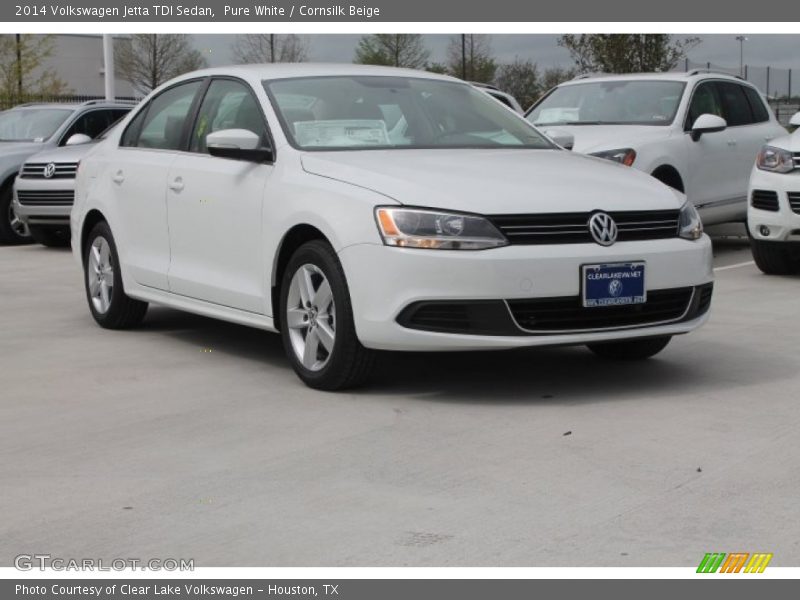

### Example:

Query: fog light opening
xmin=759 ymin=225 xmax=771 ymax=237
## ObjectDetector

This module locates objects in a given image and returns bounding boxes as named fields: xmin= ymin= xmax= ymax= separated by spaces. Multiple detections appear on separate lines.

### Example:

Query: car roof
xmin=169 ymin=62 xmax=461 ymax=84
xmin=557 ymin=70 xmax=752 ymax=87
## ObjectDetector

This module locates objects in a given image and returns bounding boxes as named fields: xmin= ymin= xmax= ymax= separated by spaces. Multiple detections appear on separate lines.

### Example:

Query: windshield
xmin=527 ymin=80 xmax=686 ymax=126
xmin=0 ymin=108 xmax=72 ymax=142
xmin=264 ymin=76 xmax=554 ymax=151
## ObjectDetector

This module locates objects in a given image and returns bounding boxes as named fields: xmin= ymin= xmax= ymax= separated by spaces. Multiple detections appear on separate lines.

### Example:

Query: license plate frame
xmin=581 ymin=262 xmax=647 ymax=308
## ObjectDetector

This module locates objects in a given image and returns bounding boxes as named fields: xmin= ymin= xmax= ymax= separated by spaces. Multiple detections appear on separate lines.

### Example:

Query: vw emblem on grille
xmin=588 ymin=212 xmax=618 ymax=246
xmin=43 ymin=163 xmax=56 ymax=178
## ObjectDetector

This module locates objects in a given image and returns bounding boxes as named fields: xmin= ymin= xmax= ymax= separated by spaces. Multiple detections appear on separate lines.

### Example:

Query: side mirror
xmin=543 ymin=128 xmax=575 ymax=150
xmin=207 ymin=129 xmax=273 ymax=162
xmin=65 ymin=133 xmax=92 ymax=146
xmin=690 ymin=114 xmax=727 ymax=142
xmin=789 ymin=112 xmax=800 ymax=127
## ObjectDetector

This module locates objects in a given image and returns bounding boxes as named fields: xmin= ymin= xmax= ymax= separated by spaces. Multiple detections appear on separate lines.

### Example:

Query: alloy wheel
xmin=87 ymin=236 xmax=115 ymax=314
xmin=286 ymin=263 xmax=336 ymax=371
xmin=8 ymin=203 xmax=30 ymax=239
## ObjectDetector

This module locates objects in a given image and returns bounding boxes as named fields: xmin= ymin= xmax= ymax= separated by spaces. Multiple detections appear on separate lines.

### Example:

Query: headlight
xmin=375 ymin=207 xmax=508 ymax=250
xmin=678 ymin=201 xmax=703 ymax=241
xmin=589 ymin=148 xmax=637 ymax=167
xmin=756 ymin=145 xmax=794 ymax=173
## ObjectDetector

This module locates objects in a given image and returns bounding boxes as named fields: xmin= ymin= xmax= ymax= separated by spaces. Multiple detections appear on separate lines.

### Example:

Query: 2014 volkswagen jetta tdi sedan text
xmin=71 ymin=64 xmax=713 ymax=390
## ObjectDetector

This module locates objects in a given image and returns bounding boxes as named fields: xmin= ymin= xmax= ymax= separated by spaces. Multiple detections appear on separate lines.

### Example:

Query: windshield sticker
xmin=294 ymin=120 xmax=389 ymax=147
xmin=536 ymin=108 xmax=579 ymax=124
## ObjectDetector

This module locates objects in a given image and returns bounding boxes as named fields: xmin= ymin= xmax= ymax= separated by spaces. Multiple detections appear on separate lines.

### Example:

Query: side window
xmin=717 ymin=81 xmax=754 ymax=127
xmin=60 ymin=110 xmax=112 ymax=144
xmin=743 ymin=86 xmax=770 ymax=123
xmin=686 ymin=82 xmax=723 ymax=129
xmin=120 ymin=106 xmax=148 ymax=147
xmin=132 ymin=81 xmax=202 ymax=150
xmin=189 ymin=79 xmax=268 ymax=154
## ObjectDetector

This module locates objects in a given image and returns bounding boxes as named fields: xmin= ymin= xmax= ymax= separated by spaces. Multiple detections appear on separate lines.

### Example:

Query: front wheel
xmin=750 ymin=239 xmax=799 ymax=275
xmin=84 ymin=221 xmax=148 ymax=329
xmin=279 ymin=240 xmax=376 ymax=390
xmin=0 ymin=186 xmax=32 ymax=244
xmin=587 ymin=336 xmax=672 ymax=360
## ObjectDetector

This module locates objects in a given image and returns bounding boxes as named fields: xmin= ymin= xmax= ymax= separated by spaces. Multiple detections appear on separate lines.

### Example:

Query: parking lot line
xmin=713 ymin=260 xmax=755 ymax=272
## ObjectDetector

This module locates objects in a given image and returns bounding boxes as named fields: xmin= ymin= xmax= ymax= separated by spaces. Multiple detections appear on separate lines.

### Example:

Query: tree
xmin=353 ymin=35 xmax=429 ymax=69
xmin=558 ymin=34 xmax=700 ymax=74
xmin=231 ymin=34 xmax=309 ymax=64
xmin=495 ymin=57 xmax=541 ymax=109
xmin=540 ymin=67 xmax=577 ymax=92
xmin=0 ymin=34 xmax=69 ymax=100
xmin=446 ymin=34 xmax=497 ymax=83
xmin=117 ymin=34 xmax=207 ymax=95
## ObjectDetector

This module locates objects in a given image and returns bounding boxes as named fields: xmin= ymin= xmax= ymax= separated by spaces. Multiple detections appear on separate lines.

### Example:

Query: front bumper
xmin=338 ymin=236 xmax=713 ymax=351
xmin=747 ymin=168 xmax=800 ymax=242
xmin=13 ymin=177 xmax=74 ymax=226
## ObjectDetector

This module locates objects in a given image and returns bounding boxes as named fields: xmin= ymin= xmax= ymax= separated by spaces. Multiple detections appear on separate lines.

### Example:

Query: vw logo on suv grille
xmin=588 ymin=212 xmax=618 ymax=246
xmin=43 ymin=163 xmax=56 ymax=179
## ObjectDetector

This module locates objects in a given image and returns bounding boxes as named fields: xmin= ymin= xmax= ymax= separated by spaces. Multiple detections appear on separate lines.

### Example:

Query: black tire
xmin=83 ymin=221 xmax=148 ymax=329
xmin=0 ymin=185 xmax=32 ymax=245
xmin=750 ymin=238 xmax=799 ymax=276
xmin=29 ymin=225 xmax=71 ymax=248
xmin=279 ymin=240 xmax=376 ymax=390
xmin=587 ymin=336 xmax=672 ymax=360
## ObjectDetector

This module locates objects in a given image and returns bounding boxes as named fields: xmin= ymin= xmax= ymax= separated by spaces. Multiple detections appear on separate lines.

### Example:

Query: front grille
xmin=19 ymin=162 xmax=78 ymax=179
xmin=16 ymin=189 xmax=75 ymax=206
xmin=489 ymin=210 xmax=680 ymax=245
xmin=507 ymin=287 xmax=695 ymax=332
xmin=793 ymin=153 xmax=800 ymax=170
xmin=751 ymin=190 xmax=780 ymax=211
xmin=788 ymin=192 xmax=800 ymax=215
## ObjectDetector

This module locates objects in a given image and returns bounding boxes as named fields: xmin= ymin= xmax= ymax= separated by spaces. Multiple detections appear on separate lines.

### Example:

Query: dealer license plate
xmin=582 ymin=262 xmax=646 ymax=308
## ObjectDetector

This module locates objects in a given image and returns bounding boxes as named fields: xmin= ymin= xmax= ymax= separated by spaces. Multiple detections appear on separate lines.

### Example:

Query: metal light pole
xmin=461 ymin=34 xmax=466 ymax=80
xmin=102 ymin=34 xmax=116 ymax=101
xmin=735 ymin=36 xmax=747 ymax=78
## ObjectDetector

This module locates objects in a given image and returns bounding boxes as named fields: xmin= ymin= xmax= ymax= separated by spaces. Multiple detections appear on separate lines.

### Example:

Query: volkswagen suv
xmin=72 ymin=64 xmax=713 ymax=390
xmin=527 ymin=71 xmax=786 ymax=224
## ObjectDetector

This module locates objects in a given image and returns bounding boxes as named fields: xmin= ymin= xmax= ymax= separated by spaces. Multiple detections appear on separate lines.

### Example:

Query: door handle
xmin=168 ymin=177 xmax=184 ymax=193
xmin=112 ymin=171 xmax=124 ymax=184
xmin=727 ymin=140 xmax=737 ymax=147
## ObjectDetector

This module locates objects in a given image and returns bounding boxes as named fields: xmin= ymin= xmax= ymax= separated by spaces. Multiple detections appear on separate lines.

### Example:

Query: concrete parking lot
xmin=1 ymin=232 xmax=798 ymax=567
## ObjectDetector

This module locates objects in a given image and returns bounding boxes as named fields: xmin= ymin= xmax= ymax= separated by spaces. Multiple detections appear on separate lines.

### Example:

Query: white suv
xmin=72 ymin=64 xmax=713 ymax=390
xmin=747 ymin=113 xmax=800 ymax=274
xmin=527 ymin=71 xmax=786 ymax=224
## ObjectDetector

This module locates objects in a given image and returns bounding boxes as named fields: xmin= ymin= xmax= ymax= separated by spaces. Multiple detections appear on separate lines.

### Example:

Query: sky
xmin=194 ymin=33 xmax=800 ymax=71
xmin=193 ymin=34 xmax=800 ymax=96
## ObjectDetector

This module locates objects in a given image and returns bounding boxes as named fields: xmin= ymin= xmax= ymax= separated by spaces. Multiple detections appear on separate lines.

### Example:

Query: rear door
xmin=108 ymin=80 xmax=203 ymax=289
xmin=166 ymin=77 xmax=274 ymax=313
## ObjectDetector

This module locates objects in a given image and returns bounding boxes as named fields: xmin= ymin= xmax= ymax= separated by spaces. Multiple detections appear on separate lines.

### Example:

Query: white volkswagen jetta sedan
xmin=72 ymin=64 xmax=713 ymax=390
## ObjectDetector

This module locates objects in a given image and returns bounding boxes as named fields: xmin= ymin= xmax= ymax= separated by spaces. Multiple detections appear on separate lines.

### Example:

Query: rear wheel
xmin=587 ymin=336 xmax=672 ymax=360
xmin=29 ymin=225 xmax=71 ymax=248
xmin=750 ymin=239 xmax=799 ymax=275
xmin=0 ymin=186 xmax=32 ymax=245
xmin=279 ymin=240 xmax=376 ymax=390
xmin=84 ymin=221 xmax=148 ymax=329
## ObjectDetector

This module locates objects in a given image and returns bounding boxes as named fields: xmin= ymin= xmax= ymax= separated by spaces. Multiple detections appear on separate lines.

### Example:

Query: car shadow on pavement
xmin=137 ymin=307 xmax=795 ymax=405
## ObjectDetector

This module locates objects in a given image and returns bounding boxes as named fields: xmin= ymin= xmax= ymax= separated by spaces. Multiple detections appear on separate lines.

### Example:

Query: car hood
xmin=538 ymin=124 xmax=674 ymax=154
xmin=0 ymin=142 xmax=47 ymax=169
xmin=766 ymin=130 xmax=800 ymax=152
xmin=300 ymin=148 xmax=684 ymax=214
xmin=22 ymin=142 xmax=96 ymax=165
